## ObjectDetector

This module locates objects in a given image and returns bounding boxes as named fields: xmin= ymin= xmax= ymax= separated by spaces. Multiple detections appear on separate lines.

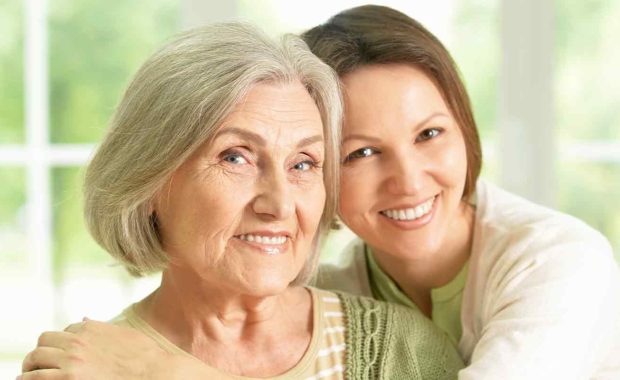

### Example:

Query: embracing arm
xmin=460 ymin=233 xmax=620 ymax=380
xmin=20 ymin=320 xmax=218 ymax=380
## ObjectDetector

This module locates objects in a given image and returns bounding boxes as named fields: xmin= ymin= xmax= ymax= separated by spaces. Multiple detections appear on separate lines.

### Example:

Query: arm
xmin=20 ymin=319 xmax=218 ymax=380
xmin=460 ymin=234 xmax=620 ymax=380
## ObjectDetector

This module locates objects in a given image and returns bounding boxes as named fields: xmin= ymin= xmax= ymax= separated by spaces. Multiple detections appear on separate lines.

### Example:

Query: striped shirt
xmin=112 ymin=287 xmax=346 ymax=380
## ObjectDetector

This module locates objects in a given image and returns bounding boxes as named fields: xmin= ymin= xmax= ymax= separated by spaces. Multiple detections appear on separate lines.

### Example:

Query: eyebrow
xmin=215 ymin=127 xmax=323 ymax=149
xmin=342 ymin=112 xmax=449 ymax=144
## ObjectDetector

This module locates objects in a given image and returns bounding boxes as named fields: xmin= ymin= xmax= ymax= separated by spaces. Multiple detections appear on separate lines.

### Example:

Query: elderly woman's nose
xmin=252 ymin=171 xmax=295 ymax=220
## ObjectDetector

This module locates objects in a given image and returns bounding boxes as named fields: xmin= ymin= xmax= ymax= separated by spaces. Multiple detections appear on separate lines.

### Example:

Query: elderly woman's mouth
xmin=237 ymin=234 xmax=288 ymax=244
xmin=234 ymin=233 xmax=291 ymax=255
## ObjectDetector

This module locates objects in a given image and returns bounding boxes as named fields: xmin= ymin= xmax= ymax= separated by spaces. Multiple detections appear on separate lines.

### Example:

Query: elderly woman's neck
xmin=136 ymin=270 xmax=311 ymax=354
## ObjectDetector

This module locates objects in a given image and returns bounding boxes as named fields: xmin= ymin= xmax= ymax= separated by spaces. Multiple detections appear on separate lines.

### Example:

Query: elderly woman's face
xmin=154 ymin=81 xmax=326 ymax=295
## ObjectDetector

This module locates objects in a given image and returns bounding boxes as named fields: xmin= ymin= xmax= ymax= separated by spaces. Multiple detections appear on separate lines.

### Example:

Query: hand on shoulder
xmin=19 ymin=319 xmax=198 ymax=380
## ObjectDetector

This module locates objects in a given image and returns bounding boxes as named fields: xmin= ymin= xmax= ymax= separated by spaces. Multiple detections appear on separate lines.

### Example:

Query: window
xmin=1 ymin=0 xmax=180 ymax=376
xmin=556 ymin=0 xmax=620 ymax=261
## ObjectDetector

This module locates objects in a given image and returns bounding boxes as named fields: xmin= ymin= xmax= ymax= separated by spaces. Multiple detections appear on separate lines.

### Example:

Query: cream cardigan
xmin=316 ymin=179 xmax=620 ymax=379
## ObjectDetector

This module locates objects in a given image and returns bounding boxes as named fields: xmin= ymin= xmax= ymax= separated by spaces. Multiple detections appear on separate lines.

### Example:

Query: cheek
xmin=338 ymin=167 xmax=371 ymax=224
xmin=436 ymin=137 xmax=468 ymax=188
xmin=303 ymin=184 xmax=327 ymax=228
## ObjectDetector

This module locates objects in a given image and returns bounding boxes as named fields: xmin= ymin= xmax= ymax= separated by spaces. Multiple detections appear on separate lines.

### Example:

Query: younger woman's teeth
xmin=381 ymin=197 xmax=435 ymax=221
xmin=238 ymin=234 xmax=287 ymax=245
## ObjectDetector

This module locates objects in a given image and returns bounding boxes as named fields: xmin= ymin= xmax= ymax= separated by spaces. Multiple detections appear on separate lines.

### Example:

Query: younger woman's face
xmin=338 ymin=63 xmax=469 ymax=261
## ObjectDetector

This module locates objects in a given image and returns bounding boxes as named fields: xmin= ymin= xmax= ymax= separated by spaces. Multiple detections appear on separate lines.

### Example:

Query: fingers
xmin=37 ymin=331 xmax=80 ymax=351
xmin=22 ymin=346 xmax=64 ymax=373
xmin=64 ymin=319 xmax=105 ymax=334
xmin=63 ymin=322 xmax=84 ymax=334
xmin=19 ymin=369 xmax=63 ymax=380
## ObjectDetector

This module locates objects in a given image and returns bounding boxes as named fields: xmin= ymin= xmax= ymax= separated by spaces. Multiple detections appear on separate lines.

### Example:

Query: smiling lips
xmin=238 ymin=234 xmax=288 ymax=245
xmin=380 ymin=196 xmax=436 ymax=221
xmin=235 ymin=233 xmax=290 ymax=255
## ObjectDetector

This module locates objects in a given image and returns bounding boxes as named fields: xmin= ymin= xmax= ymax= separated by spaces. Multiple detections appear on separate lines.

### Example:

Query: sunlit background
xmin=1 ymin=0 xmax=619 ymax=377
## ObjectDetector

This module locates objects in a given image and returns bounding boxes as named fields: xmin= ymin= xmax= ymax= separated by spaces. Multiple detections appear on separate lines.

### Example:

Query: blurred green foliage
xmin=558 ymin=163 xmax=620 ymax=262
xmin=0 ymin=167 xmax=25 ymax=225
xmin=47 ymin=0 xmax=179 ymax=279
xmin=556 ymin=0 xmax=620 ymax=140
xmin=451 ymin=0 xmax=499 ymax=141
xmin=0 ymin=1 xmax=24 ymax=143
xmin=0 ymin=167 xmax=26 ymax=264
xmin=555 ymin=0 xmax=620 ymax=262
xmin=52 ymin=167 xmax=111 ymax=281
xmin=49 ymin=0 xmax=179 ymax=143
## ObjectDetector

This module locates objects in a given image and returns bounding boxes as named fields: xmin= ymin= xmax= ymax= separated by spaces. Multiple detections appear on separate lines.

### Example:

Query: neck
xmin=138 ymin=268 xmax=308 ymax=352
xmin=373 ymin=201 xmax=475 ymax=316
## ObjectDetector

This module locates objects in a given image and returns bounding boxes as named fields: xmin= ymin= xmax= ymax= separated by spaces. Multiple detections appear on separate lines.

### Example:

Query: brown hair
xmin=302 ymin=4 xmax=482 ymax=198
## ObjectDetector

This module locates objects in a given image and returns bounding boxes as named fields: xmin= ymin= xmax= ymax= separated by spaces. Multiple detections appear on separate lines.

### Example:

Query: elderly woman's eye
xmin=293 ymin=159 xmax=318 ymax=171
xmin=416 ymin=128 xmax=443 ymax=142
xmin=222 ymin=151 xmax=248 ymax=165
xmin=344 ymin=147 xmax=378 ymax=163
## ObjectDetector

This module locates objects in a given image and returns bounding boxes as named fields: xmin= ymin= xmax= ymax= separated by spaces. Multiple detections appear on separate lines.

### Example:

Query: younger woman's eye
xmin=344 ymin=147 xmax=378 ymax=163
xmin=416 ymin=128 xmax=443 ymax=142
xmin=222 ymin=151 xmax=248 ymax=165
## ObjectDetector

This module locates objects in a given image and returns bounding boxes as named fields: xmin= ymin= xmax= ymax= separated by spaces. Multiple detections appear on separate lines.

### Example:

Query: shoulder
xmin=108 ymin=304 xmax=136 ymax=327
xmin=314 ymin=238 xmax=373 ymax=297
xmin=467 ymin=181 xmax=620 ymax=340
xmin=473 ymin=179 xmax=615 ymax=280
xmin=337 ymin=293 xmax=463 ymax=379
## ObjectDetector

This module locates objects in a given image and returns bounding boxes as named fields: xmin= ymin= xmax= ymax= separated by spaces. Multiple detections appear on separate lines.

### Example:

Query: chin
xmin=241 ymin=275 xmax=297 ymax=297
xmin=389 ymin=239 xmax=442 ymax=261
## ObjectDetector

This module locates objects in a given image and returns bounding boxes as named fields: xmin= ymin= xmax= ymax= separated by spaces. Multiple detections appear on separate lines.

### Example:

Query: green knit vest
xmin=338 ymin=292 xmax=463 ymax=379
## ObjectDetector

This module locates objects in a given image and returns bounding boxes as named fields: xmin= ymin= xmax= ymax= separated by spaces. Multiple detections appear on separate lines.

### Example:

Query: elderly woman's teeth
xmin=381 ymin=197 xmax=434 ymax=221
xmin=238 ymin=234 xmax=287 ymax=244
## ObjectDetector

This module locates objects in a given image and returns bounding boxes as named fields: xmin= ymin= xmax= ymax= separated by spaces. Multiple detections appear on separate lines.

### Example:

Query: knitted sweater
xmin=113 ymin=288 xmax=462 ymax=379
xmin=338 ymin=292 xmax=463 ymax=379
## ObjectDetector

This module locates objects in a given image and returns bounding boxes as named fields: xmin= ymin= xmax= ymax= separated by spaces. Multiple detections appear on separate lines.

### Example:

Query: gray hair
xmin=84 ymin=22 xmax=342 ymax=284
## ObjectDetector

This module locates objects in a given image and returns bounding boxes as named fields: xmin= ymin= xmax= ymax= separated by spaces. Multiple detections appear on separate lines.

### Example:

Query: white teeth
xmin=381 ymin=197 xmax=435 ymax=221
xmin=405 ymin=208 xmax=415 ymax=219
xmin=398 ymin=210 xmax=406 ymax=220
xmin=414 ymin=205 xmax=424 ymax=218
xmin=238 ymin=234 xmax=287 ymax=245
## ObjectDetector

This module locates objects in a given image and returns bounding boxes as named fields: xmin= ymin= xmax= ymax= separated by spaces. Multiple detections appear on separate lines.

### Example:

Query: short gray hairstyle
xmin=84 ymin=22 xmax=342 ymax=284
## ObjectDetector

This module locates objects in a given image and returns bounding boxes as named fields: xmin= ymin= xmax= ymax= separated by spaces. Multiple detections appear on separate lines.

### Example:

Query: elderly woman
xmin=20 ymin=23 xmax=463 ymax=380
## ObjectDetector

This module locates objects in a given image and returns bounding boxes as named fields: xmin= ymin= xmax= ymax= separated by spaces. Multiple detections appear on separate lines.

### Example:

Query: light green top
xmin=366 ymin=245 xmax=468 ymax=346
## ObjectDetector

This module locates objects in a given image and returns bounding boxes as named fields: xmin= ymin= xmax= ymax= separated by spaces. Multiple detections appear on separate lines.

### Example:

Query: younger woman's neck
xmin=372 ymin=201 xmax=475 ymax=316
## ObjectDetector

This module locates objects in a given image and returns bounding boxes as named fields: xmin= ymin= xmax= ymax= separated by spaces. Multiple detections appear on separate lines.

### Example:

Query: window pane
xmin=450 ymin=0 xmax=499 ymax=141
xmin=0 ymin=167 xmax=28 ymax=377
xmin=0 ymin=167 xmax=27 ymax=266
xmin=556 ymin=0 xmax=619 ymax=264
xmin=558 ymin=163 xmax=620 ymax=263
xmin=0 ymin=1 xmax=24 ymax=143
xmin=49 ymin=0 xmax=180 ymax=143
xmin=556 ymin=0 xmax=620 ymax=141
xmin=52 ymin=167 xmax=159 ymax=326
xmin=450 ymin=0 xmax=499 ymax=182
